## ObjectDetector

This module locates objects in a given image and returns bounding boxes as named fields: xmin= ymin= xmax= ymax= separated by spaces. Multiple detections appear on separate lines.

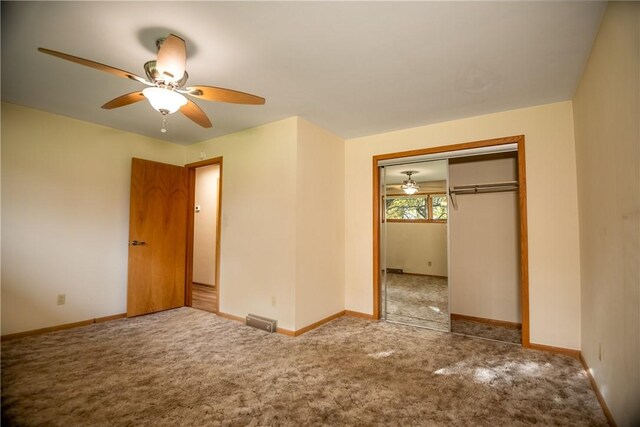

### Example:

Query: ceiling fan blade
xmin=184 ymin=85 xmax=265 ymax=105
xmin=180 ymin=100 xmax=212 ymax=128
xmin=156 ymin=34 xmax=186 ymax=83
xmin=38 ymin=48 xmax=148 ymax=85
xmin=101 ymin=92 xmax=145 ymax=109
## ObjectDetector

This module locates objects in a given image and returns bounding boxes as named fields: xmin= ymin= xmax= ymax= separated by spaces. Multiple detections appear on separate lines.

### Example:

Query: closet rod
xmin=448 ymin=181 xmax=518 ymax=209
xmin=449 ymin=181 xmax=518 ymax=194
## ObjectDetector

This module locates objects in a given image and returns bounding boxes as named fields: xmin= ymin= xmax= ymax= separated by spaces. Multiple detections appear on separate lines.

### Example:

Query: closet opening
xmin=448 ymin=152 xmax=521 ymax=344
xmin=185 ymin=158 xmax=223 ymax=314
xmin=373 ymin=136 xmax=530 ymax=347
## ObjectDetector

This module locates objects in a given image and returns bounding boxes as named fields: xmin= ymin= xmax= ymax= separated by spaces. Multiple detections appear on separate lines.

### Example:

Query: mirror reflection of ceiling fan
xmin=386 ymin=172 xmax=446 ymax=195
xmin=38 ymin=34 xmax=265 ymax=132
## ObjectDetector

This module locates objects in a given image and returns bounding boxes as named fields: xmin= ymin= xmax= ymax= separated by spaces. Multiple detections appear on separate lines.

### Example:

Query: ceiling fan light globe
xmin=142 ymin=87 xmax=187 ymax=114
xmin=401 ymin=176 xmax=419 ymax=195
xmin=403 ymin=186 xmax=419 ymax=195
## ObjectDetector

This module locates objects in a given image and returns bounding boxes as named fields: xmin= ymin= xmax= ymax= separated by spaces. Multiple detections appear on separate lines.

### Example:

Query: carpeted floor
xmin=384 ymin=273 xmax=450 ymax=331
xmin=452 ymin=318 xmax=522 ymax=345
xmin=2 ymin=308 xmax=606 ymax=426
xmin=385 ymin=273 xmax=522 ymax=344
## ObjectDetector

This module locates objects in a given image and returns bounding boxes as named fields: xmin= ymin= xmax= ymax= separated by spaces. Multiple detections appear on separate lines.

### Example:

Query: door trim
xmin=372 ymin=135 xmax=530 ymax=347
xmin=185 ymin=157 xmax=223 ymax=313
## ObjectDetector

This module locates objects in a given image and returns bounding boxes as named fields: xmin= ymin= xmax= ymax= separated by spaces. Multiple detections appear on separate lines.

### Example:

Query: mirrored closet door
xmin=381 ymin=160 xmax=450 ymax=332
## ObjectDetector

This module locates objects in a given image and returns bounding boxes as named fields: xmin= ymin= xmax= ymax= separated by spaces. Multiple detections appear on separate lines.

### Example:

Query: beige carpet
xmin=452 ymin=318 xmax=522 ymax=345
xmin=384 ymin=273 xmax=450 ymax=331
xmin=385 ymin=273 xmax=521 ymax=344
xmin=2 ymin=308 xmax=606 ymax=426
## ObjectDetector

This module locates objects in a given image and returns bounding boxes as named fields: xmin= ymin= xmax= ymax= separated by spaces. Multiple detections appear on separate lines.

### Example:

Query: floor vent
xmin=246 ymin=314 xmax=277 ymax=333
xmin=386 ymin=268 xmax=404 ymax=274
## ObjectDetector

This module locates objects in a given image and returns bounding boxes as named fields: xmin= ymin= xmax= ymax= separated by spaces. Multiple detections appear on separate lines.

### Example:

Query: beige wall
xmin=573 ymin=2 xmax=640 ymax=425
xmin=193 ymin=164 xmax=220 ymax=286
xmin=385 ymin=223 xmax=447 ymax=277
xmin=345 ymin=101 xmax=582 ymax=349
xmin=1 ymin=103 xmax=186 ymax=335
xmin=2 ymin=109 xmax=344 ymax=334
xmin=184 ymin=118 xmax=299 ymax=330
xmin=449 ymin=156 xmax=520 ymax=323
xmin=185 ymin=117 xmax=346 ymax=331
xmin=295 ymin=118 xmax=345 ymax=329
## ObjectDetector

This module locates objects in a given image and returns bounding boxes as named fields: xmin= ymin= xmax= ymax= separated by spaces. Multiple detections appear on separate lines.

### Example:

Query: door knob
xmin=130 ymin=240 xmax=147 ymax=246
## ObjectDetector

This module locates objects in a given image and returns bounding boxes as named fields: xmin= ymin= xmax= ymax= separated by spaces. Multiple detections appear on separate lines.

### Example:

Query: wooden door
xmin=127 ymin=158 xmax=189 ymax=317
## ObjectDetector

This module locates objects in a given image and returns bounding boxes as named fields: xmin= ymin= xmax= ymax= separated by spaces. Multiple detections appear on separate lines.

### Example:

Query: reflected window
xmin=385 ymin=196 xmax=427 ymax=220
xmin=431 ymin=195 xmax=448 ymax=220
xmin=384 ymin=194 xmax=447 ymax=222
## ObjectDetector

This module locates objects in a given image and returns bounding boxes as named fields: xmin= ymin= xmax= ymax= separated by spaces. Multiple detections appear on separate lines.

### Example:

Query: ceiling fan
xmin=38 ymin=34 xmax=265 ymax=132
xmin=386 ymin=175 xmax=446 ymax=195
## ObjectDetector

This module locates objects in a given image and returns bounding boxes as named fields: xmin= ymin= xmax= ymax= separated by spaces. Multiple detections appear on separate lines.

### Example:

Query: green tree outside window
xmin=385 ymin=194 xmax=448 ymax=221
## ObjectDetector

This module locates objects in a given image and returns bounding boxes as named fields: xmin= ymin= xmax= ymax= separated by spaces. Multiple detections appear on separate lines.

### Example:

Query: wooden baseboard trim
xmin=216 ymin=309 xmax=379 ymax=337
xmin=277 ymin=327 xmax=296 ymax=336
xmin=94 ymin=313 xmax=127 ymax=323
xmin=528 ymin=342 xmax=581 ymax=359
xmin=2 ymin=308 xmax=374 ymax=342
xmin=192 ymin=282 xmax=215 ymax=288
xmin=345 ymin=310 xmax=374 ymax=320
xmin=1 ymin=313 xmax=126 ymax=341
xmin=401 ymin=272 xmax=448 ymax=279
xmin=216 ymin=311 xmax=309 ymax=336
xmin=293 ymin=311 xmax=346 ymax=336
xmin=580 ymin=354 xmax=617 ymax=426
xmin=216 ymin=311 xmax=244 ymax=323
xmin=451 ymin=313 xmax=522 ymax=329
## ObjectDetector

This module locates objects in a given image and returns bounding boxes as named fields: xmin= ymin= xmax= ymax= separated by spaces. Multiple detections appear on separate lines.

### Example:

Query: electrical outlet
xmin=271 ymin=296 xmax=276 ymax=307
xmin=428 ymin=261 xmax=432 ymax=266
xmin=57 ymin=294 xmax=66 ymax=305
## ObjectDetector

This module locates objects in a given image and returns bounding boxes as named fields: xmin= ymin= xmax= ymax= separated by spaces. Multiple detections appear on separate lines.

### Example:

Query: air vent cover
xmin=246 ymin=314 xmax=277 ymax=333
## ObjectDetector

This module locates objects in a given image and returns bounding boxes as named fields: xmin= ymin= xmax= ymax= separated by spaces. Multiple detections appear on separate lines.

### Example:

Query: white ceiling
xmin=1 ymin=1 xmax=606 ymax=145
xmin=385 ymin=161 xmax=448 ymax=185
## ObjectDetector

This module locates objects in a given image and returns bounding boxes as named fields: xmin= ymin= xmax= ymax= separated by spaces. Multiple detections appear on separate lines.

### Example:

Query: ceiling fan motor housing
xmin=144 ymin=61 xmax=189 ymax=88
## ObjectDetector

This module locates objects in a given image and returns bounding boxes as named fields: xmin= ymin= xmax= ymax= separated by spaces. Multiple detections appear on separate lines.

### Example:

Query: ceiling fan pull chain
xmin=161 ymin=114 xmax=167 ymax=133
